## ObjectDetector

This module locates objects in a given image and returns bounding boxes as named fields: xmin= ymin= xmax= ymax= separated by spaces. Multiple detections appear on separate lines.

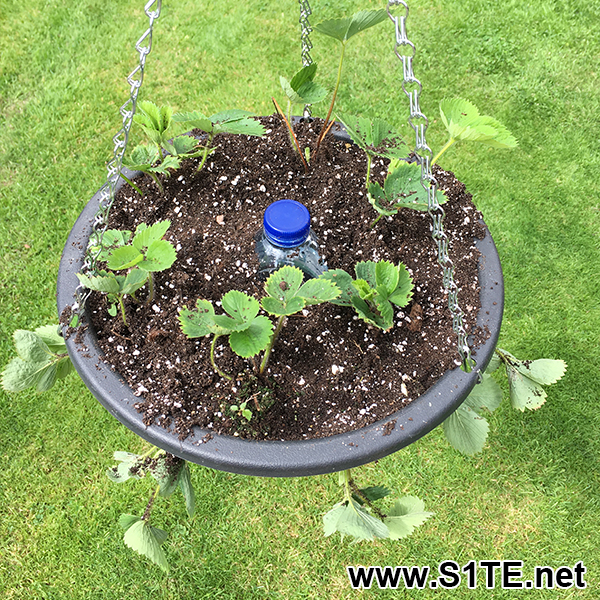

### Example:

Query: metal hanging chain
xmin=386 ymin=0 xmax=475 ymax=372
xmin=298 ymin=0 xmax=313 ymax=118
xmin=73 ymin=0 xmax=162 ymax=318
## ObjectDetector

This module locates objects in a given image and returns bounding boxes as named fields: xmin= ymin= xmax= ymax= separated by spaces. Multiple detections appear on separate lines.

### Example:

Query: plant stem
xmin=431 ymin=138 xmax=456 ymax=165
xmin=365 ymin=153 xmax=373 ymax=188
xmin=142 ymin=484 xmax=161 ymax=522
xmin=118 ymin=296 xmax=128 ymax=327
xmin=272 ymin=97 xmax=309 ymax=173
xmin=210 ymin=335 xmax=232 ymax=380
xmin=147 ymin=272 xmax=154 ymax=303
xmin=148 ymin=172 xmax=164 ymax=193
xmin=348 ymin=477 xmax=386 ymax=520
xmin=259 ymin=315 xmax=286 ymax=375
xmin=316 ymin=41 xmax=346 ymax=151
xmin=196 ymin=132 xmax=215 ymax=172
xmin=119 ymin=172 xmax=143 ymax=196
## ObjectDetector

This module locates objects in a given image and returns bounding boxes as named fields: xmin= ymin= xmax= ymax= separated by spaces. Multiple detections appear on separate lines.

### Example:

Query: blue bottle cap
xmin=263 ymin=199 xmax=311 ymax=248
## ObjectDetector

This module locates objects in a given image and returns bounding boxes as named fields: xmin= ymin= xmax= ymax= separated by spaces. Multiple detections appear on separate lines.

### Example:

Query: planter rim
xmin=57 ymin=146 xmax=503 ymax=478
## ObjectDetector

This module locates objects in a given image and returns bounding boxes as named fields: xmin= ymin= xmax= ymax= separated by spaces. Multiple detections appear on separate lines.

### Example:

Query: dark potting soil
xmin=86 ymin=115 xmax=488 ymax=441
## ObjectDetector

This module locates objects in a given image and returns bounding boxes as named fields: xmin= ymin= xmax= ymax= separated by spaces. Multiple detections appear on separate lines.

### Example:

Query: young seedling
xmin=230 ymin=400 xmax=253 ymax=422
xmin=321 ymin=260 xmax=413 ymax=331
xmin=179 ymin=290 xmax=274 ymax=380
xmin=336 ymin=113 xmax=408 ymax=187
xmin=442 ymin=349 xmax=567 ymax=455
xmin=259 ymin=266 xmax=340 ymax=373
xmin=280 ymin=63 xmax=328 ymax=125
xmin=76 ymin=269 xmax=149 ymax=326
xmin=133 ymin=101 xmax=202 ymax=157
xmin=1 ymin=325 xmax=74 ymax=393
xmin=433 ymin=98 xmax=518 ymax=164
xmin=122 ymin=145 xmax=182 ymax=193
xmin=368 ymin=161 xmax=448 ymax=225
xmin=313 ymin=8 xmax=388 ymax=150
xmin=324 ymin=469 xmax=433 ymax=542
xmin=108 ymin=448 xmax=196 ymax=572
xmin=172 ymin=109 xmax=265 ymax=171
xmin=78 ymin=220 xmax=177 ymax=325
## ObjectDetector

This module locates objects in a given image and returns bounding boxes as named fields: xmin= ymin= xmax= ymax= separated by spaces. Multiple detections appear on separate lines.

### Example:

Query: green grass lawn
xmin=1 ymin=0 xmax=599 ymax=597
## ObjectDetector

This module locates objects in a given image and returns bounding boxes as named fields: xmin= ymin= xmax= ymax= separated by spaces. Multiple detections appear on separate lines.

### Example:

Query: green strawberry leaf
xmin=319 ymin=269 xmax=355 ymax=306
xmin=107 ymin=452 xmax=145 ymax=483
xmin=499 ymin=350 xmax=567 ymax=385
xmin=121 ymin=517 xmax=169 ymax=572
xmin=121 ymin=268 xmax=149 ymax=295
xmin=442 ymin=403 xmax=489 ymax=455
xmin=171 ymin=135 xmax=200 ymax=156
xmin=375 ymin=261 xmax=399 ymax=296
xmin=178 ymin=463 xmax=196 ymax=518
xmin=221 ymin=290 xmax=260 ymax=328
xmin=133 ymin=220 xmax=172 ymax=251
xmin=149 ymin=455 xmax=184 ymax=498
xmin=506 ymin=365 xmax=548 ymax=411
xmin=140 ymin=239 xmax=177 ymax=272
xmin=264 ymin=266 xmax=304 ymax=302
xmin=107 ymin=245 xmax=144 ymax=270
xmin=76 ymin=271 xmax=122 ymax=294
xmin=14 ymin=330 xmax=52 ymax=363
xmin=229 ymin=316 xmax=273 ymax=358
xmin=354 ymin=261 xmax=377 ymax=288
xmin=260 ymin=295 xmax=305 ymax=317
xmin=353 ymin=486 xmax=391 ymax=505
xmin=314 ymin=9 xmax=387 ymax=44
xmin=463 ymin=373 xmax=503 ymax=413
xmin=323 ymin=498 xmax=389 ymax=541
xmin=384 ymin=496 xmax=434 ymax=540
xmin=337 ymin=113 xmax=406 ymax=160
xmin=296 ymin=277 xmax=341 ymax=305
xmin=179 ymin=300 xmax=224 ymax=338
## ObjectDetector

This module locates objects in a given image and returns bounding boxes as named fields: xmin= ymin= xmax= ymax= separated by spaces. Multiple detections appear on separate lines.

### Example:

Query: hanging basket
xmin=57 ymin=131 xmax=503 ymax=477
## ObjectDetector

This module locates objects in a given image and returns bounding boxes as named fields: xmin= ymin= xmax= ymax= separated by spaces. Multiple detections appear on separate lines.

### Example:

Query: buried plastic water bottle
xmin=255 ymin=199 xmax=327 ymax=279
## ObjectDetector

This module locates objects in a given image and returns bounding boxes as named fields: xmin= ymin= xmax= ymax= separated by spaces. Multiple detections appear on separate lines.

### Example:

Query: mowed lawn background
xmin=1 ymin=0 xmax=599 ymax=598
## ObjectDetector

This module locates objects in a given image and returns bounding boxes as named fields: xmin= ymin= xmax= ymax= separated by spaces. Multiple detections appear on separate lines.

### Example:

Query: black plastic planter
xmin=57 ymin=173 xmax=503 ymax=479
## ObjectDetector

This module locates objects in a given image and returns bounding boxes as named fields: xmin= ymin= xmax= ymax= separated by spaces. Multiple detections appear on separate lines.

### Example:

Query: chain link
xmin=298 ymin=0 xmax=313 ymax=118
xmin=386 ymin=1 xmax=475 ymax=372
xmin=72 ymin=0 xmax=162 ymax=320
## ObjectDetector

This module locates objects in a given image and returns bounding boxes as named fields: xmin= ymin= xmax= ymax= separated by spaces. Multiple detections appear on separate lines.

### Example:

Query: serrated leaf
xmin=261 ymin=295 xmax=303 ymax=317
xmin=337 ymin=113 xmax=406 ymax=160
xmin=14 ymin=330 xmax=52 ymax=363
xmin=36 ymin=361 xmax=59 ymax=392
xmin=1 ymin=357 xmax=45 ymax=392
xmin=77 ymin=271 xmax=122 ymax=294
xmin=387 ymin=264 xmax=414 ymax=307
xmin=290 ymin=63 xmax=317 ymax=90
xmin=107 ymin=245 xmax=144 ymax=270
xmin=179 ymin=300 xmax=222 ymax=338
xmin=136 ymin=101 xmax=162 ymax=131
xmin=88 ymin=229 xmax=132 ymax=263
xmin=499 ymin=351 xmax=567 ymax=385
xmin=463 ymin=373 xmax=503 ymax=413
xmin=319 ymin=269 xmax=355 ymax=306
xmin=485 ymin=352 xmax=502 ymax=373
xmin=507 ymin=365 xmax=548 ymax=411
xmin=384 ymin=496 xmax=434 ymax=540
xmin=140 ymin=239 xmax=177 ymax=272
xmin=214 ymin=117 xmax=265 ymax=138
xmin=127 ymin=144 xmax=160 ymax=167
xmin=172 ymin=110 xmax=213 ymax=133
xmin=133 ymin=220 xmax=171 ymax=251
xmin=358 ymin=486 xmax=392 ymax=503
xmin=264 ymin=266 xmax=304 ymax=302
xmin=314 ymin=9 xmax=387 ymax=44
xmin=323 ymin=499 xmax=389 ymax=541
xmin=107 ymin=452 xmax=144 ymax=483
xmin=41 ymin=328 xmax=67 ymax=355
xmin=354 ymin=261 xmax=377 ymax=288
xmin=122 ymin=519 xmax=169 ymax=572
xmin=370 ymin=161 xmax=447 ymax=213
xmin=121 ymin=268 xmax=149 ymax=295
xmin=171 ymin=135 xmax=200 ymax=156
xmin=440 ymin=98 xmax=517 ymax=148
xmin=352 ymin=279 xmax=374 ymax=302
xmin=119 ymin=514 xmax=142 ymax=531
xmin=55 ymin=355 xmax=74 ymax=380
xmin=296 ymin=277 xmax=340 ymax=305
xmin=210 ymin=109 xmax=253 ymax=124
xmin=375 ymin=261 xmax=399 ymax=296
xmin=442 ymin=404 xmax=490 ymax=455
xmin=178 ymin=463 xmax=196 ymax=518
xmin=221 ymin=290 xmax=260 ymax=328
xmin=229 ymin=316 xmax=273 ymax=358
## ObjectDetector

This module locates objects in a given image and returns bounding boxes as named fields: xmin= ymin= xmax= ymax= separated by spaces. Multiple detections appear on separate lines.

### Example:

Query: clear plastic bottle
xmin=254 ymin=199 xmax=327 ymax=280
